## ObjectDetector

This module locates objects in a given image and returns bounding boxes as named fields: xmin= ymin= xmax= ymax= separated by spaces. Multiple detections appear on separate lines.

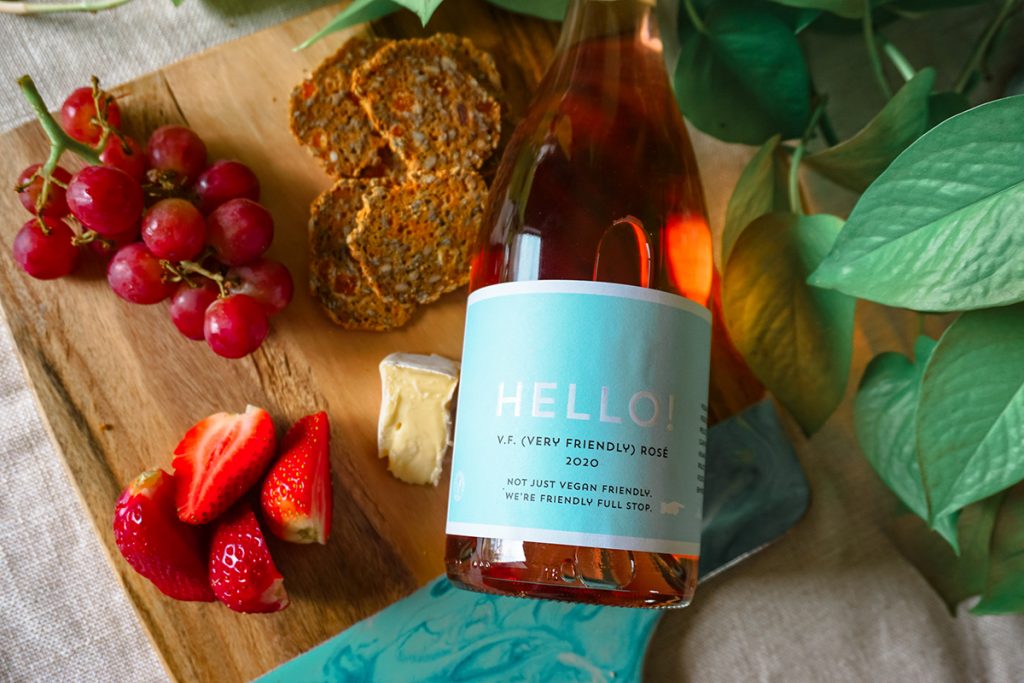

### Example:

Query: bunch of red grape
xmin=12 ymin=80 xmax=293 ymax=359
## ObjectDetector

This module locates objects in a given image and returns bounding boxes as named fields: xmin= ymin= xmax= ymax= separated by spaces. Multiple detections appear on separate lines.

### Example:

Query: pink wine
xmin=445 ymin=0 xmax=713 ymax=608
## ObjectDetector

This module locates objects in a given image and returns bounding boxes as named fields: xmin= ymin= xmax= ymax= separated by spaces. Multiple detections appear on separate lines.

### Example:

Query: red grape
xmin=100 ymin=135 xmax=147 ymax=181
xmin=107 ymin=243 xmax=175 ymax=304
xmin=12 ymin=218 xmax=78 ymax=280
xmin=60 ymin=86 xmax=121 ymax=145
xmin=206 ymin=199 xmax=273 ymax=266
xmin=204 ymin=294 xmax=268 ymax=358
xmin=16 ymin=164 xmax=72 ymax=218
xmin=146 ymin=125 xmax=207 ymax=184
xmin=141 ymin=198 xmax=206 ymax=261
xmin=169 ymin=281 xmax=220 ymax=340
xmin=66 ymin=165 xmax=143 ymax=237
xmin=226 ymin=258 xmax=292 ymax=316
xmin=195 ymin=160 xmax=260 ymax=214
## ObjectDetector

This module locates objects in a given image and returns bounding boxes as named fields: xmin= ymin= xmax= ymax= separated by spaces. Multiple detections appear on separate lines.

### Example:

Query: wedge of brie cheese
xmin=377 ymin=352 xmax=460 ymax=486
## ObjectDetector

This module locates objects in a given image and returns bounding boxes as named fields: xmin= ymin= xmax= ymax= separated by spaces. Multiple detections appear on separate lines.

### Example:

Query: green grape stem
xmin=161 ymin=259 xmax=232 ymax=298
xmin=17 ymin=75 xmax=104 ymax=233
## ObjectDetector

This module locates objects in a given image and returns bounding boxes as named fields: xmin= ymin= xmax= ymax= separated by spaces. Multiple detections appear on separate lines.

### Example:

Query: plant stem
xmin=811 ymin=82 xmax=840 ymax=146
xmin=18 ymin=76 xmax=101 ymax=165
xmin=953 ymin=0 xmax=1021 ymax=94
xmin=879 ymin=36 xmax=916 ymax=82
xmin=863 ymin=1 xmax=893 ymax=99
xmin=789 ymin=100 xmax=828 ymax=215
xmin=683 ymin=0 xmax=708 ymax=34
xmin=818 ymin=110 xmax=839 ymax=147
xmin=0 ymin=0 xmax=132 ymax=14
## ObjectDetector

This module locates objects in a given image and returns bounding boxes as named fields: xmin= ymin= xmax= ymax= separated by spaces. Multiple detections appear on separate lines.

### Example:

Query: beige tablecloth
xmin=2 ymin=3 xmax=1024 ymax=682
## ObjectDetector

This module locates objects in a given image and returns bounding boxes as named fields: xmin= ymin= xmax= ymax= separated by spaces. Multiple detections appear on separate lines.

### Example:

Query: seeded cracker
xmin=309 ymin=179 xmax=417 ymax=330
xmin=428 ymin=33 xmax=503 ymax=97
xmin=289 ymin=37 xmax=397 ymax=178
xmin=352 ymin=37 xmax=501 ymax=172
xmin=347 ymin=170 xmax=487 ymax=306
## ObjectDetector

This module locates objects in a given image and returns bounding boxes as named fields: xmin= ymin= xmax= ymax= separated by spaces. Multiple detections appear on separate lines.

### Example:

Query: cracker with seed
xmin=347 ymin=170 xmax=487 ymax=306
xmin=428 ymin=33 xmax=503 ymax=97
xmin=309 ymin=178 xmax=417 ymax=330
xmin=290 ymin=37 xmax=399 ymax=179
xmin=352 ymin=37 xmax=501 ymax=173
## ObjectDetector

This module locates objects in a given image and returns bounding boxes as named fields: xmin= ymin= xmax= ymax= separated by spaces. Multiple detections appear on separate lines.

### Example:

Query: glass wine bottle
xmin=445 ymin=0 xmax=713 ymax=608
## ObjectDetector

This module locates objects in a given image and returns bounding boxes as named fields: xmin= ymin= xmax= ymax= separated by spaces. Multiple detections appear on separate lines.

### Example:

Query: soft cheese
xmin=377 ymin=353 xmax=460 ymax=486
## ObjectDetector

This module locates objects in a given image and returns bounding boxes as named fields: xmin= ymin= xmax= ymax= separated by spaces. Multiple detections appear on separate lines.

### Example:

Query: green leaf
xmin=768 ymin=0 xmax=864 ymax=19
xmin=854 ymin=336 xmax=961 ymax=550
xmin=722 ymin=213 xmax=855 ymax=434
xmin=805 ymin=68 xmax=935 ymax=193
xmin=917 ymin=304 xmax=1024 ymax=523
xmin=927 ymin=91 xmax=969 ymax=129
xmin=393 ymin=0 xmax=445 ymax=24
xmin=974 ymin=484 xmax=1024 ymax=614
xmin=854 ymin=339 xmax=933 ymax=521
xmin=298 ymin=0 xmax=402 ymax=50
xmin=721 ymin=135 xmax=790 ymax=266
xmin=676 ymin=2 xmax=811 ymax=145
xmin=486 ymin=0 xmax=568 ymax=21
xmin=888 ymin=493 xmax=1002 ymax=613
xmin=170 ymin=0 xmax=184 ymax=6
xmin=809 ymin=95 xmax=1024 ymax=311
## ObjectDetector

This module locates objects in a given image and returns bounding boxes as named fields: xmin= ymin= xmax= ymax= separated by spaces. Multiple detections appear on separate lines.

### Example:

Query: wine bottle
xmin=445 ymin=0 xmax=713 ymax=608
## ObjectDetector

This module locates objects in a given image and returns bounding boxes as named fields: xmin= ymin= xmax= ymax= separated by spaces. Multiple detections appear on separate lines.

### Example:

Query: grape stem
xmin=70 ymin=229 xmax=112 ymax=249
xmin=17 ymin=75 xmax=103 ymax=233
xmin=161 ymin=259 xmax=232 ymax=298
xmin=0 ymin=0 xmax=133 ymax=14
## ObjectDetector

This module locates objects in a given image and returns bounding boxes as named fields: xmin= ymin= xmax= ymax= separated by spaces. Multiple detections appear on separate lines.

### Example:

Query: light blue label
xmin=446 ymin=280 xmax=710 ymax=556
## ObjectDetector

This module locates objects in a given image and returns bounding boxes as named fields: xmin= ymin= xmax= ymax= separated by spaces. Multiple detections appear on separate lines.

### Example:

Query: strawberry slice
xmin=113 ymin=469 xmax=215 ymax=602
xmin=260 ymin=411 xmax=333 ymax=544
xmin=209 ymin=502 xmax=289 ymax=613
xmin=172 ymin=405 xmax=277 ymax=525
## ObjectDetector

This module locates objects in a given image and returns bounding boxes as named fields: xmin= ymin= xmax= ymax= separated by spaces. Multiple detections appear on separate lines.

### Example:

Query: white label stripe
xmin=446 ymin=522 xmax=701 ymax=557
xmin=467 ymin=280 xmax=712 ymax=323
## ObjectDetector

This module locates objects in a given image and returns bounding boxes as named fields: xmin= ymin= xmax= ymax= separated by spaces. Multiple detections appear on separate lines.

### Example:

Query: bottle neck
xmin=554 ymin=0 xmax=660 ymax=54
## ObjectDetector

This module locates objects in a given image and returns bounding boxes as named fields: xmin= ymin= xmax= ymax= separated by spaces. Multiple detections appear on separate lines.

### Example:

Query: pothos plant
xmin=9 ymin=0 xmax=1021 ymax=612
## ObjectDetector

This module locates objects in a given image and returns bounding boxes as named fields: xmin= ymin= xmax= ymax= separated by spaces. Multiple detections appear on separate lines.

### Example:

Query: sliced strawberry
xmin=113 ymin=469 xmax=215 ymax=602
xmin=209 ymin=502 xmax=289 ymax=613
xmin=172 ymin=405 xmax=277 ymax=525
xmin=260 ymin=411 xmax=333 ymax=544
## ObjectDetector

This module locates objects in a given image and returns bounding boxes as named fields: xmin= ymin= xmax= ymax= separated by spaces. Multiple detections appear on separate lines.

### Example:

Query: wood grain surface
xmin=0 ymin=2 xmax=773 ymax=681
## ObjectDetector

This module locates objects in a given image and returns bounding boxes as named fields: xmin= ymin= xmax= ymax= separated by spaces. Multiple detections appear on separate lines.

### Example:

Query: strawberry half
xmin=260 ymin=411 xmax=333 ymax=544
xmin=172 ymin=405 xmax=277 ymax=525
xmin=113 ymin=469 xmax=215 ymax=602
xmin=209 ymin=502 xmax=289 ymax=613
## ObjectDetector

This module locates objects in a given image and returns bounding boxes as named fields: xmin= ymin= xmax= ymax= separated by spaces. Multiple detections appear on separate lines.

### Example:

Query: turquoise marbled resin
xmin=260 ymin=400 xmax=807 ymax=683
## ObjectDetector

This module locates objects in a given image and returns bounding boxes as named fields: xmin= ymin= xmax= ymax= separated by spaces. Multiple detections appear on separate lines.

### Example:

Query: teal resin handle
xmin=260 ymin=399 xmax=808 ymax=683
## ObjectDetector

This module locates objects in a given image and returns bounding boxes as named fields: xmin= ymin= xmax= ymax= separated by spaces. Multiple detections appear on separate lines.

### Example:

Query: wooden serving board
xmin=0 ymin=2 xmax=763 ymax=681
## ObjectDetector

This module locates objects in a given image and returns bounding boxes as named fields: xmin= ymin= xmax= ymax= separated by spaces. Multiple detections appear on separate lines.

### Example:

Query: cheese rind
xmin=377 ymin=353 xmax=460 ymax=485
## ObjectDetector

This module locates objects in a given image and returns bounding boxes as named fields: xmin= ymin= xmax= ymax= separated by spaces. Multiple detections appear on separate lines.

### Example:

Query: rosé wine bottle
xmin=445 ymin=0 xmax=713 ymax=608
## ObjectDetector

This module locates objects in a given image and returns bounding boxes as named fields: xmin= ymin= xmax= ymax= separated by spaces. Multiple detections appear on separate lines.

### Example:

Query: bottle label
xmin=446 ymin=280 xmax=710 ymax=557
